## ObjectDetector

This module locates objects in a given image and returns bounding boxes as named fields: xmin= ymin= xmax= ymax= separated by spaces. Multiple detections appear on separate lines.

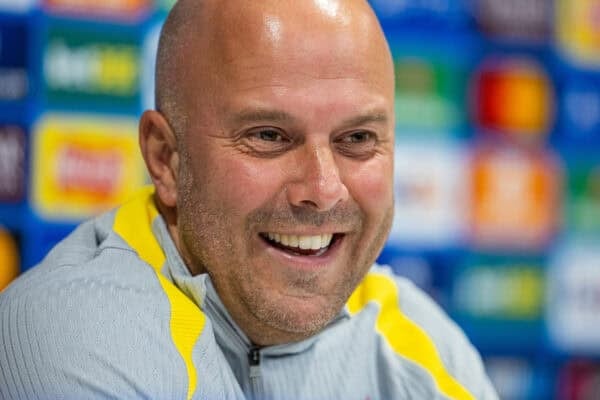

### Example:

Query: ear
xmin=139 ymin=110 xmax=179 ymax=208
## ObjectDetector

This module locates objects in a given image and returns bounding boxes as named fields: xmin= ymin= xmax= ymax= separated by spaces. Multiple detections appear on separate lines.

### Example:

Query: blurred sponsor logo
xmin=57 ymin=145 xmax=122 ymax=196
xmin=43 ymin=24 xmax=140 ymax=108
xmin=568 ymin=163 xmax=600 ymax=234
xmin=390 ymin=141 xmax=468 ymax=248
xmin=476 ymin=0 xmax=551 ymax=42
xmin=0 ymin=0 xmax=36 ymax=12
xmin=562 ymin=78 xmax=600 ymax=141
xmin=547 ymin=240 xmax=600 ymax=354
xmin=0 ymin=227 xmax=19 ymax=291
xmin=558 ymin=361 xmax=600 ymax=400
xmin=43 ymin=0 xmax=151 ymax=20
xmin=31 ymin=114 xmax=146 ymax=220
xmin=556 ymin=0 xmax=600 ymax=68
xmin=0 ymin=69 xmax=28 ymax=101
xmin=0 ymin=21 xmax=29 ymax=101
xmin=470 ymin=144 xmax=561 ymax=250
xmin=0 ymin=126 xmax=25 ymax=202
xmin=485 ymin=357 xmax=534 ymax=400
xmin=394 ymin=57 xmax=467 ymax=136
xmin=453 ymin=259 xmax=545 ymax=319
xmin=473 ymin=58 xmax=554 ymax=142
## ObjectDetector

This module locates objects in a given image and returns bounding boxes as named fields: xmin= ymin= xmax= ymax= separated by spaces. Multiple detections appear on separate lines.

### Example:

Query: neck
xmin=153 ymin=194 xmax=206 ymax=276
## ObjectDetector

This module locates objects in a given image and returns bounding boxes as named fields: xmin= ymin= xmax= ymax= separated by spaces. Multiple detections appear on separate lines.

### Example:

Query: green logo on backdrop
xmin=568 ymin=163 xmax=600 ymax=234
xmin=393 ymin=56 xmax=468 ymax=137
xmin=43 ymin=24 xmax=141 ymax=109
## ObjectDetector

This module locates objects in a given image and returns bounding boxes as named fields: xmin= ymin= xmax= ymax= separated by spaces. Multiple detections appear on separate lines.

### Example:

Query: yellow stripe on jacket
xmin=113 ymin=187 xmax=205 ymax=400
xmin=347 ymin=272 xmax=475 ymax=400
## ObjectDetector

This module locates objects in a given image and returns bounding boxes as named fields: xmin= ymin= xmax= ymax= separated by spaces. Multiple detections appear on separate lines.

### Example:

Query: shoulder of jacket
xmin=349 ymin=264 xmax=498 ymax=400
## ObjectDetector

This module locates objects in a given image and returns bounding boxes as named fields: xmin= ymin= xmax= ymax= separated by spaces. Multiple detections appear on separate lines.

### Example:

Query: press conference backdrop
xmin=0 ymin=0 xmax=599 ymax=398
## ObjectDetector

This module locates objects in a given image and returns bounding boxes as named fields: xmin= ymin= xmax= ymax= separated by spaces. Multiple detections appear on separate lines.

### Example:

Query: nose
xmin=286 ymin=144 xmax=350 ymax=211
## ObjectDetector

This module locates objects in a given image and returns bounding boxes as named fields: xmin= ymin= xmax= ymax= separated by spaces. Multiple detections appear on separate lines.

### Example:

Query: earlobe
xmin=139 ymin=110 xmax=179 ymax=208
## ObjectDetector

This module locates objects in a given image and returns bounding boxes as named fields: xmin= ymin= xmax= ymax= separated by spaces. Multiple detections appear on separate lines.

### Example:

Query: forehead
xmin=216 ymin=50 xmax=392 ymax=132
xmin=194 ymin=2 xmax=393 ymax=96
xmin=169 ymin=1 xmax=395 ymax=132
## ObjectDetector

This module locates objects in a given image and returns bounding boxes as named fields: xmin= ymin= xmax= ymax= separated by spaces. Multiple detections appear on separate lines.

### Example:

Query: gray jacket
xmin=0 ymin=189 xmax=498 ymax=399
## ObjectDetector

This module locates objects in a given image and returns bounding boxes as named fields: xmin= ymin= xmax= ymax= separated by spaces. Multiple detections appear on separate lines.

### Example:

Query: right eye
xmin=239 ymin=127 xmax=293 ymax=157
xmin=252 ymin=128 xmax=286 ymax=142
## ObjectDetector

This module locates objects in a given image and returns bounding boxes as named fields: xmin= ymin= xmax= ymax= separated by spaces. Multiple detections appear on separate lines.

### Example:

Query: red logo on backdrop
xmin=472 ymin=58 xmax=554 ymax=143
xmin=0 ymin=126 xmax=25 ymax=202
xmin=559 ymin=361 xmax=600 ymax=400
xmin=56 ymin=145 xmax=123 ymax=199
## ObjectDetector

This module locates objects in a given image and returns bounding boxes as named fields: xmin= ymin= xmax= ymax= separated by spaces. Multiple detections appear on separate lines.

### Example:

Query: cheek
xmin=344 ymin=158 xmax=394 ymax=219
xmin=200 ymin=153 xmax=286 ymax=214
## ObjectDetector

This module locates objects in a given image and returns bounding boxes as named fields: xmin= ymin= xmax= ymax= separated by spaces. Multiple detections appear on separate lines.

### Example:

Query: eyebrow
xmin=229 ymin=107 xmax=389 ymax=129
xmin=229 ymin=108 xmax=297 ymax=126
xmin=337 ymin=110 xmax=389 ymax=130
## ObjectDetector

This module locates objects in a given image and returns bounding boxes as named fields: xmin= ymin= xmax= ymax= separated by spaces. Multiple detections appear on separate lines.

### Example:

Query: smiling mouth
xmin=260 ymin=232 xmax=343 ymax=257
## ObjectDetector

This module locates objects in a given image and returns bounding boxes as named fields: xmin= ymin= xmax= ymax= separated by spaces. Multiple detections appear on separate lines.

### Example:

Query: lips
xmin=260 ymin=232 xmax=340 ymax=256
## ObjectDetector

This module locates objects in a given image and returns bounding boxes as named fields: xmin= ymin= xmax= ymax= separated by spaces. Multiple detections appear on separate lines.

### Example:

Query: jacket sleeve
xmin=0 ymin=268 xmax=184 ymax=399
xmin=0 ymin=261 xmax=243 ymax=400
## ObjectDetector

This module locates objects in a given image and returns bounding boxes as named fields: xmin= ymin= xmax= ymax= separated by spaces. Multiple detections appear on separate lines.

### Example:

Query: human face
xmin=175 ymin=2 xmax=395 ymax=345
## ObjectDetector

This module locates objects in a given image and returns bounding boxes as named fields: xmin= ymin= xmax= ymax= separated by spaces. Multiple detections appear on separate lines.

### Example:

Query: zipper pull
xmin=248 ymin=346 xmax=262 ymax=380
xmin=248 ymin=346 xmax=261 ymax=368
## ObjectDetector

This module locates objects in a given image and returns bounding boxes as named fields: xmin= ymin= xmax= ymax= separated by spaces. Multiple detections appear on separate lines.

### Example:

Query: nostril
xmin=299 ymin=200 xmax=319 ymax=209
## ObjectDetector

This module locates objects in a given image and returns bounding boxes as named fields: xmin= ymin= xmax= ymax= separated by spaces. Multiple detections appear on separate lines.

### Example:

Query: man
xmin=0 ymin=0 xmax=498 ymax=399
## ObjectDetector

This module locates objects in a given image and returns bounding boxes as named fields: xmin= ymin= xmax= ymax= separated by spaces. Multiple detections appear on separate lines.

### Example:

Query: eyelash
xmin=334 ymin=131 xmax=379 ymax=159
xmin=338 ymin=131 xmax=374 ymax=143
xmin=251 ymin=128 xmax=289 ymax=142
xmin=238 ymin=127 xmax=379 ymax=159
xmin=235 ymin=127 xmax=292 ymax=157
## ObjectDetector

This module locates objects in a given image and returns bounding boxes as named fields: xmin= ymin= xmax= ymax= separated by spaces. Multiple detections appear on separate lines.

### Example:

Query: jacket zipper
xmin=248 ymin=346 xmax=263 ymax=400
xmin=204 ymin=286 xmax=266 ymax=399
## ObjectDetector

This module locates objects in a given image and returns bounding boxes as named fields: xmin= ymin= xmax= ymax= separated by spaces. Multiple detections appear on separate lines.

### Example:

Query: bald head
xmin=154 ymin=0 xmax=394 ymax=136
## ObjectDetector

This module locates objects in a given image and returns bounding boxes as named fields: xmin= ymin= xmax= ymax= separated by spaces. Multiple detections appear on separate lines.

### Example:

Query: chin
xmin=257 ymin=294 xmax=342 ymax=336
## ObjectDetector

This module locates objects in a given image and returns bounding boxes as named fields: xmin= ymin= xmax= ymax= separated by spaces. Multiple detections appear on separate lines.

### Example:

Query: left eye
xmin=343 ymin=131 xmax=372 ymax=143
xmin=335 ymin=130 xmax=378 ymax=159
xmin=254 ymin=129 xmax=285 ymax=142
xmin=237 ymin=127 xmax=292 ymax=157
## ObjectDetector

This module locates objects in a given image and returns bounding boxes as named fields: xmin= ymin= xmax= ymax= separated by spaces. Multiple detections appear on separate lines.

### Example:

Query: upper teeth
xmin=266 ymin=233 xmax=333 ymax=250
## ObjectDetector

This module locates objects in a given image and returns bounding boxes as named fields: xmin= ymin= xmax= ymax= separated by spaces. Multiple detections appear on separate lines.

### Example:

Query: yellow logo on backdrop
xmin=97 ymin=46 xmax=138 ymax=94
xmin=557 ymin=0 xmax=600 ymax=67
xmin=32 ymin=114 xmax=147 ymax=220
